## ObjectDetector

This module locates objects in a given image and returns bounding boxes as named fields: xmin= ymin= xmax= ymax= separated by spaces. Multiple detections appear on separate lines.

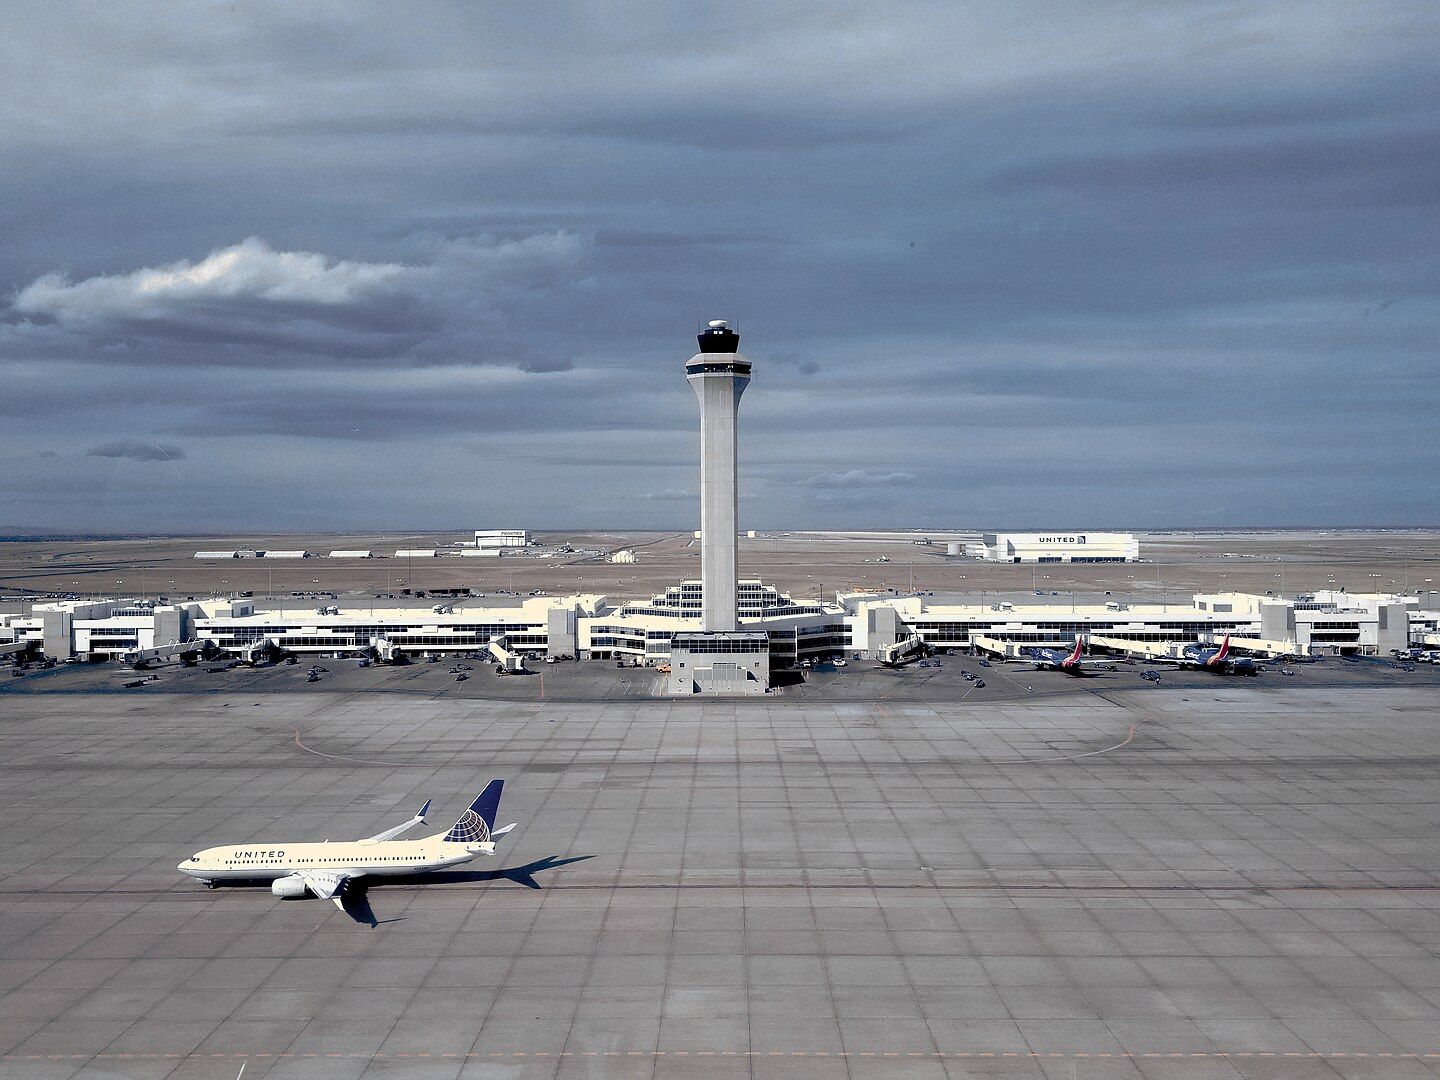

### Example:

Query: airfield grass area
xmin=2 ymin=682 xmax=1439 ymax=1079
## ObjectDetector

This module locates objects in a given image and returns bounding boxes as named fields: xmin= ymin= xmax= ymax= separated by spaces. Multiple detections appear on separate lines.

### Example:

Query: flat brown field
xmin=2 ymin=528 xmax=1439 ymax=606
xmin=8 ymin=529 xmax=1440 ymax=613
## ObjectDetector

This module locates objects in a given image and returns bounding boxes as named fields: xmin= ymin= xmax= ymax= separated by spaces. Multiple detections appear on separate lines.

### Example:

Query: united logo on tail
xmin=443 ymin=779 xmax=504 ymax=844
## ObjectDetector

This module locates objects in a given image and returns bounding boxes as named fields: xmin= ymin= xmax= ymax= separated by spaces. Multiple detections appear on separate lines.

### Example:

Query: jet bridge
xmin=969 ymin=634 xmax=1029 ymax=661
xmin=0 ymin=640 xmax=35 ymax=660
xmin=239 ymin=637 xmax=279 ymax=665
xmin=369 ymin=636 xmax=401 ymax=664
xmin=878 ymin=634 xmax=929 ymax=667
xmin=487 ymin=634 xmax=527 ymax=673
xmin=1085 ymin=635 xmax=1184 ymax=661
xmin=120 ymin=639 xmax=218 ymax=669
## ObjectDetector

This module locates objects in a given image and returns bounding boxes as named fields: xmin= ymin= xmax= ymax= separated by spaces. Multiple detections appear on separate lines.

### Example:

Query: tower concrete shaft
xmin=686 ymin=321 xmax=750 ymax=632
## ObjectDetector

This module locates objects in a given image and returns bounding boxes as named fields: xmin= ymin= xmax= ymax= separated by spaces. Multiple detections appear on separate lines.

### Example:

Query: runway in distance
xmin=1148 ymin=634 xmax=1259 ymax=675
xmin=1025 ymin=636 xmax=1117 ymax=676
xmin=178 ymin=779 xmax=516 ymax=922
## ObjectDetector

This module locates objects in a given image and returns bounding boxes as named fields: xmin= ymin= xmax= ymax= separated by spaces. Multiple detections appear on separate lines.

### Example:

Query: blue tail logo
xmin=443 ymin=779 xmax=504 ymax=843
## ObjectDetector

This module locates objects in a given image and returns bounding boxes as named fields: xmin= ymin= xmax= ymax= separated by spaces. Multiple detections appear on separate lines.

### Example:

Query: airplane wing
xmin=358 ymin=799 xmax=431 ymax=844
xmin=298 ymin=870 xmax=377 ymax=925
xmin=298 ymin=869 xmax=352 ymax=901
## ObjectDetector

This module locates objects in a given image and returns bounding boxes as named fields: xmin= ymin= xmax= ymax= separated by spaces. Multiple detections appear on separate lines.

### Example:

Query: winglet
xmin=417 ymin=798 xmax=432 ymax=823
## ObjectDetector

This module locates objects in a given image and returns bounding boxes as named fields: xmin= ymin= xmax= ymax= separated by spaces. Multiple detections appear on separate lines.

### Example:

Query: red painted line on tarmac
xmin=290 ymin=727 xmax=427 ymax=767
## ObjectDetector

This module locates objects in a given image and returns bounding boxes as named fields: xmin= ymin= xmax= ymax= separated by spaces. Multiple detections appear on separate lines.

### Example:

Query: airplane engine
xmin=270 ymin=875 xmax=311 ymax=900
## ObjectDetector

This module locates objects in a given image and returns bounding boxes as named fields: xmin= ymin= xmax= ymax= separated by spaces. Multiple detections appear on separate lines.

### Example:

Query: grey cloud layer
xmin=1 ymin=1 xmax=1437 ymax=531
xmin=85 ymin=441 xmax=186 ymax=462
xmin=5 ymin=232 xmax=585 ymax=372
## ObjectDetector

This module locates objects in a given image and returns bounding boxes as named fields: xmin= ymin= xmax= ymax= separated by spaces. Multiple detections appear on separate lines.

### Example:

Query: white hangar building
xmin=969 ymin=532 xmax=1140 ymax=563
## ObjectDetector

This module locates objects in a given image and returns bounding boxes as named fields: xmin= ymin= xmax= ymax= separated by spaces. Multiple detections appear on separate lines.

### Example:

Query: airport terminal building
xmin=2 ymin=586 xmax=1431 ymax=667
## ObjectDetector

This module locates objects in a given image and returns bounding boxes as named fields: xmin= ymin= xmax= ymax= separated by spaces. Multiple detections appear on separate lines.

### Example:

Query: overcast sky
xmin=2 ymin=3 xmax=1437 ymax=534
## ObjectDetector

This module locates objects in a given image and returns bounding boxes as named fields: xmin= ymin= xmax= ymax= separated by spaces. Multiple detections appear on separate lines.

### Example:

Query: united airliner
xmin=178 ymin=779 xmax=515 ymax=921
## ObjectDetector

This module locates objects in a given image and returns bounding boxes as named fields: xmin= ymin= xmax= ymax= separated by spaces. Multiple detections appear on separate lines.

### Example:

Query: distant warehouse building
xmin=194 ymin=550 xmax=239 ymax=559
xmin=395 ymin=548 xmax=438 ymax=558
xmin=328 ymin=550 xmax=373 ymax=558
xmin=473 ymin=530 xmax=529 ymax=550
xmin=968 ymin=532 xmax=1139 ymax=563
xmin=261 ymin=550 xmax=311 ymax=559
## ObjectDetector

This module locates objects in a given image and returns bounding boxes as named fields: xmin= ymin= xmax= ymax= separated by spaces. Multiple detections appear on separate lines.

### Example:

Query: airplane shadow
xmin=341 ymin=889 xmax=384 ymax=928
xmin=205 ymin=855 xmax=596 ymax=927
xmin=374 ymin=854 xmax=596 ymax=892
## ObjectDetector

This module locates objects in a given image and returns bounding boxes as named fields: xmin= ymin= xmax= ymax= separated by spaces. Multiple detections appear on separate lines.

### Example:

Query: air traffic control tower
xmin=672 ymin=320 xmax=768 ymax=695
xmin=687 ymin=320 xmax=750 ymax=631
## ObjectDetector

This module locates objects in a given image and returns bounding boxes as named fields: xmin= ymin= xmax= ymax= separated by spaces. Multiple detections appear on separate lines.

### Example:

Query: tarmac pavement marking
xmin=6 ymin=1049 xmax=1440 ymax=1061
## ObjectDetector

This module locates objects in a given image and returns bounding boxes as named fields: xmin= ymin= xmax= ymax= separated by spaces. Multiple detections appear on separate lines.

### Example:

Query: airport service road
xmin=0 ymin=689 xmax=1438 ymax=1079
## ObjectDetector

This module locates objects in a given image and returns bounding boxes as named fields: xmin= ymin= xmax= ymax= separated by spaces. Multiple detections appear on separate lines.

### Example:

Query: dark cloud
xmin=86 ymin=441 xmax=186 ymax=462
xmin=765 ymin=351 xmax=822 ymax=377
xmin=996 ymin=126 xmax=1440 ymax=209
xmin=0 ymin=2 xmax=1436 ymax=531
xmin=633 ymin=489 xmax=693 ymax=501
xmin=803 ymin=470 xmax=916 ymax=489
xmin=4 ymin=232 xmax=587 ymax=371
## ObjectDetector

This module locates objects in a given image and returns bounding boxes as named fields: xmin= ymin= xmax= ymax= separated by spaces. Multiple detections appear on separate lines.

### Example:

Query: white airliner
xmin=178 ymin=779 xmax=515 ymax=922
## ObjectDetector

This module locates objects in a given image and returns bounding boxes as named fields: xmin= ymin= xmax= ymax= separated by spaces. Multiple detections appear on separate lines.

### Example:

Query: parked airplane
xmin=1150 ymin=634 xmax=1258 ymax=675
xmin=178 ymin=780 xmax=516 ymax=922
xmin=1025 ymin=635 xmax=1115 ymax=675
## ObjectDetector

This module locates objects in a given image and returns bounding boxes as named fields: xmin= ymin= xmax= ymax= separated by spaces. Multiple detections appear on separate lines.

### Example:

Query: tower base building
xmin=667 ymin=631 xmax=769 ymax=695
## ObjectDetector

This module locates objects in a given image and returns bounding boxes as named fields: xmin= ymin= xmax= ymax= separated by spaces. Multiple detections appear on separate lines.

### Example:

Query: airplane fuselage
xmin=1032 ymin=659 xmax=1091 ymax=675
xmin=1171 ymin=649 xmax=1256 ymax=674
xmin=1028 ymin=646 xmax=1092 ymax=675
xmin=178 ymin=836 xmax=488 ymax=884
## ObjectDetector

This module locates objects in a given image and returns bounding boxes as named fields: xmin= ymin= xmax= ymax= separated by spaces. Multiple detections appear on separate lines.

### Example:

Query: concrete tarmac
xmin=1 ymin=686 xmax=1438 ymax=1078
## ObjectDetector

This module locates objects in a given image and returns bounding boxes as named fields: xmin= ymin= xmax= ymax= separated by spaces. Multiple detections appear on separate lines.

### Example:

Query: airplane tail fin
xmin=1066 ymin=635 xmax=1083 ymax=665
xmin=443 ymin=779 xmax=504 ymax=844
xmin=1214 ymin=634 xmax=1231 ymax=662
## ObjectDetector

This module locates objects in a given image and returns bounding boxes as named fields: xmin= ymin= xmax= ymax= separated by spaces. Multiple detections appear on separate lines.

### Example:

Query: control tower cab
xmin=686 ymin=319 xmax=750 ymax=375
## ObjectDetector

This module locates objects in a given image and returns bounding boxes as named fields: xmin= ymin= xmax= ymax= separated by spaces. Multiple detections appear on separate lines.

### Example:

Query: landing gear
xmin=203 ymin=880 xmax=218 ymax=890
